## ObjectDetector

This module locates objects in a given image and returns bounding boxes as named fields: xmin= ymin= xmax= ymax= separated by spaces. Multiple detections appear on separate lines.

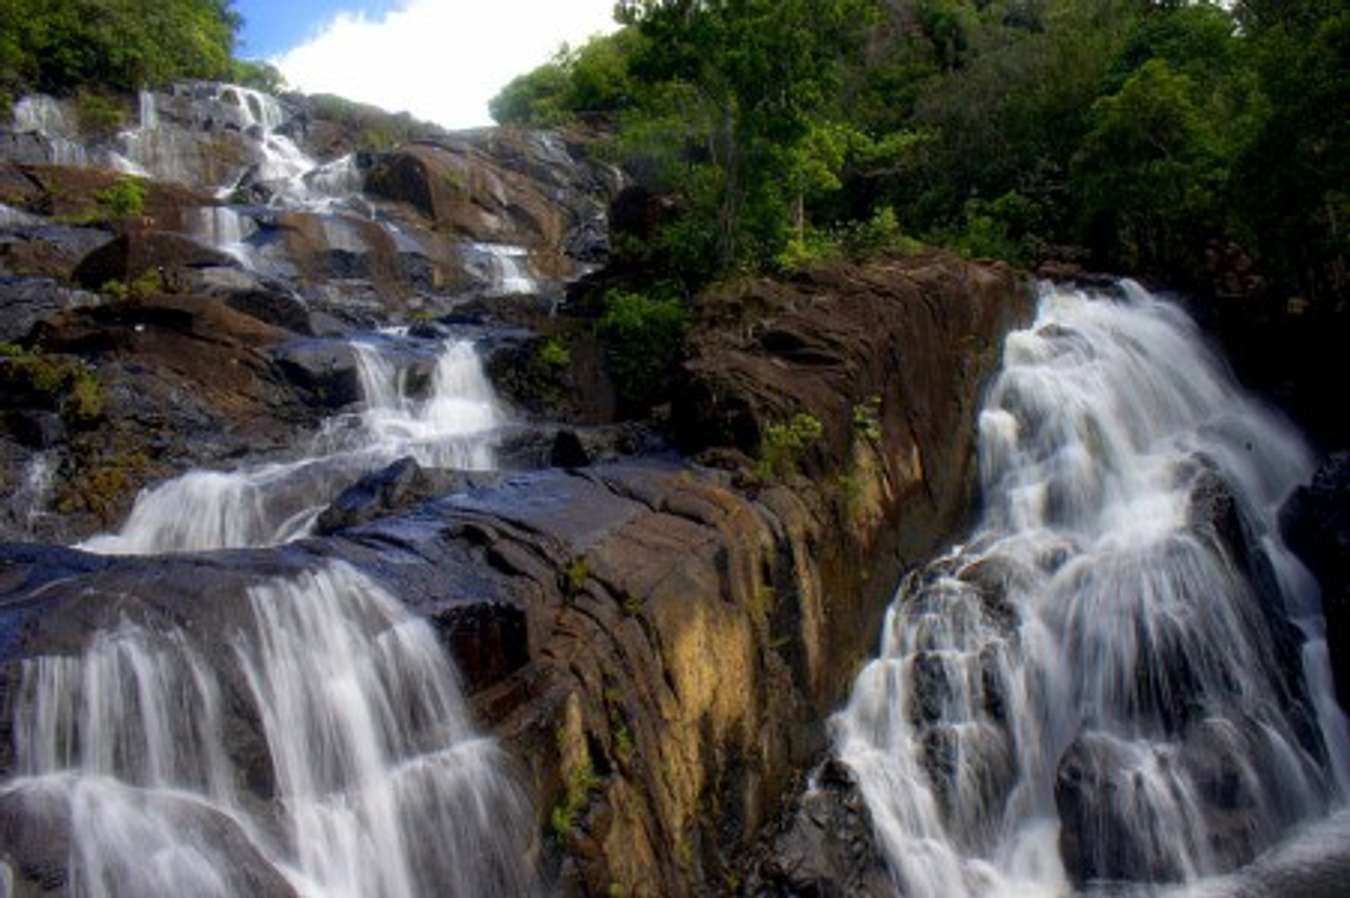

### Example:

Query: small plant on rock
xmin=562 ymin=556 xmax=590 ymax=598
xmin=755 ymin=413 xmax=824 ymax=482
xmin=550 ymin=748 xmax=600 ymax=840
xmin=538 ymin=336 xmax=571 ymax=370
xmin=852 ymin=394 xmax=883 ymax=443
xmin=94 ymin=177 xmax=146 ymax=219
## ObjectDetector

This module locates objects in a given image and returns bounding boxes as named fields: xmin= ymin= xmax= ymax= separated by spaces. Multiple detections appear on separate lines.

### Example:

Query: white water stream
xmin=81 ymin=337 xmax=502 ymax=555
xmin=835 ymin=282 xmax=1350 ymax=896
xmin=1 ymin=561 xmax=531 ymax=897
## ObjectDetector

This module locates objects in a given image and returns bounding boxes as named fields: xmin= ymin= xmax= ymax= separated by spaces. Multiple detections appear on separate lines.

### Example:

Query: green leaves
xmin=1 ymin=0 xmax=240 ymax=95
xmin=595 ymin=289 xmax=689 ymax=410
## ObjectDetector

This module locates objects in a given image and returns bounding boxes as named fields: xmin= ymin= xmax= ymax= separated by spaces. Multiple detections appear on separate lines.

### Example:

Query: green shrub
xmin=95 ymin=177 xmax=146 ymax=218
xmin=940 ymin=191 xmax=1044 ymax=266
xmin=100 ymin=279 xmax=129 ymax=301
xmin=0 ymin=349 xmax=103 ymax=426
xmin=755 ymin=413 xmax=824 ymax=481
xmin=231 ymin=59 xmax=286 ymax=93
xmin=74 ymin=91 xmax=126 ymax=138
xmin=595 ymin=289 xmax=688 ymax=409
xmin=538 ymin=336 xmax=571 ymax=369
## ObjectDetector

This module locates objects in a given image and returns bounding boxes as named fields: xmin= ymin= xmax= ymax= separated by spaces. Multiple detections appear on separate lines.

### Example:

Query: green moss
xmin=538 ymin=336 xmax=571 ymax=370
xmin=550 ymin=748 xmax=600 ymax=841
xmin=852 ymin=394 xmax=883 ymax=443
xmin=0 ymin=350 xmax=104 ymax=426
xmin=612 ymin=722 xmax=633 ymax=765
xmin=127 ymin=267 xmax=162 ymax=299
xmin=603 ymin=686 xmax=634 ymax=766
xmin=562 ymin=556 xmax=590 ymax=597
xmin=56 ymin=450 xmax=149 ymax=519
xmin=747 ymin=584 xmax=776 ymax=627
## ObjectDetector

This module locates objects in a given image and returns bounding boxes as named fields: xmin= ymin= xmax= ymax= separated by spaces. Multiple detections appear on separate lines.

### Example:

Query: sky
xmin=232 ymin=0 xmax=619 ymax=129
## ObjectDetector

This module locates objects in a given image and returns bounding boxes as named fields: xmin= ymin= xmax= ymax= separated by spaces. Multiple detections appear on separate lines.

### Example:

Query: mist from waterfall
xmin=0 ymin=561 xmax=533 ymax=898
xmin=80 ymin=337 xmax=503 ymax=555
xmin=834 ymin=282 xmax=1350 ymax=897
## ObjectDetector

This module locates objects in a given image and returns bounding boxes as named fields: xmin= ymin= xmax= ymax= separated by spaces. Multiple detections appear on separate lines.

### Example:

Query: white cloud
xmin=274 ymin=0 xmax=619 ymax=129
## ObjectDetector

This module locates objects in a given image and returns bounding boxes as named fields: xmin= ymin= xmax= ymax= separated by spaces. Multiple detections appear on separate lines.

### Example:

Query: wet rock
xmin=0 ymin=222 xmax=115 ymax=281
xmin=71 ymin=230 xmax=233 ymax=290
xmin=1056 ymin=733 xmax=1189 ymax=886
xmin=0 ymin=277 xmax=103 ymax=342
xmin=1281 ymin=452 xmax=1350 ymax=710
xmin=0 ymin=783 xmax=299 ymax=898
xmin=365 ymin=133 xmax=614 ymax=266
xmin=273 ymin=339 xmax=362 ymax=408
xmin=742 ymin=759 xmax=894 ymax=898
xmin=314 ymin=456 xmax=500 ymax=534
xmin=2 ymin=410 xmax=65 ymax=449
xmin=551 ymin=429 xmax=591 ymax=468
xmin=1187 ymin=465 xmax=1320 ymax=750
xmin=220 ymin=283 xmax=318 ymax=336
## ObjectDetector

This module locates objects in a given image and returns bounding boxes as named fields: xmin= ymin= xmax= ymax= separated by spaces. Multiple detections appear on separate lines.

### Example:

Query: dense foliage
xmin=0 ymin=0 xmax=242 ymax=97
xmin=493 ymin=0 xmax=1349 ymax=305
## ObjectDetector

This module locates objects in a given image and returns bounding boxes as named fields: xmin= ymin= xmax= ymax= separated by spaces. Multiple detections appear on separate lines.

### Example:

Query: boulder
xmin=1281 ymin=452 xmax=1350 ymax=710
xmin=0 ymin=781 xmax=299 ymax=898
xmin=0 ymin=223 xmax=114 ymax=281
xmin=742 ymin=760 xmax=894 ymax=898
xmin=365 ymin=133 xmax=614 ymax=266
xmin=71 ymin=230 xmax=233 ymax=291
xmin=1056 ymin=733 xmax=1191 ymax=886
xmin=272 ymin=338 xmax=363 ymax=409
xmin=314 ymin=456 xmax=501 ymax=534
xmin=0 ymin=277 xmax=103 ymax=342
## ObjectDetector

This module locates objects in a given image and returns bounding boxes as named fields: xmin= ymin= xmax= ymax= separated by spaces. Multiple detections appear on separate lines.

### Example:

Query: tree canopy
xmin=491 ymin=0 xmax=1348 ymax=304
xmin=0 ymin=0 xmax=244 ymax=97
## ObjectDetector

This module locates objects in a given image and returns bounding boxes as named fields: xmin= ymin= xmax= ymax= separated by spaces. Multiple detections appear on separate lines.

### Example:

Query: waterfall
xmin=464 ymin=243 xmax=538 ymax=297
xmin=190 ymin=205 xmax=260 ymax=269
xmin=1 ymin=561 xmax=532 ymax=898
xmin=80 ymin=337 xmax=502 ymax=555
xmin=835 ymin=282 xmax=1349 ymax=896
xmin=12 ymin=96 xmax=90 ymax=168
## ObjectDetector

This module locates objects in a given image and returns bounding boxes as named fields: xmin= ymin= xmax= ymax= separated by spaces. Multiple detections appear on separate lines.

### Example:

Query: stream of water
xmin=2 ymin=562 xmax=532 ymax=898
xmin=835 ymin=282 xmax=1349 ymax=897
xmin=2 ymin=80 xmax=545 ymax=898
xmin=79 ymin=335 xmax=503 ymax=555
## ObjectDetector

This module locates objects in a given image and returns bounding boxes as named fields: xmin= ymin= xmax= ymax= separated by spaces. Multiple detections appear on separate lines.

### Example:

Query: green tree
xmin=1073 ymin=58 xmax=1227 ymax=275
xmin=615 ymin=0 xmax=876 ymax=266
xmin=0 ymin=0 xmax=239 ymax=96
xmin=1233 ymin=9 xmax=1350 ymax=299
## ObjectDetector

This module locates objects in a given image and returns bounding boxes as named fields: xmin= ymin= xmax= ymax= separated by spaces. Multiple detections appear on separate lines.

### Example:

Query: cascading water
xmin=80 ymin=337 xmax=503 ymax=555
xmin=0 ymin=561 xmax=532 ymax=897
xmin=465 ymin=243 xmax=539 ymax=297
xmin=834 ymin=282 xmax=1349 ymax=897
xmin=12 ymin=96 xmax=91 ymax=168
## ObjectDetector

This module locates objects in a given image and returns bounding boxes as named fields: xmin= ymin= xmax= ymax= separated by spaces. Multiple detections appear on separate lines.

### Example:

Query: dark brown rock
xmin=71 ymin=230 xmax=233 ymax=290
xmin=1282 ymin=452 xmax=1350 ymax=710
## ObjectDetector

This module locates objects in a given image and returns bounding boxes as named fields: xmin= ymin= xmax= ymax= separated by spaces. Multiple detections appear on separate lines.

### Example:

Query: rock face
xmin=0 ymin=252 xmax=1030 ymax=896
xmin=677 ymin=255 xmax=1029 ymax=707
xmin=741 ymin=760 xmax=895 ymax=898
xmin=0 ymin=83 xmax=624 ymax=542
xmin=1282 ymin=452 xmax=1350 ymax=709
